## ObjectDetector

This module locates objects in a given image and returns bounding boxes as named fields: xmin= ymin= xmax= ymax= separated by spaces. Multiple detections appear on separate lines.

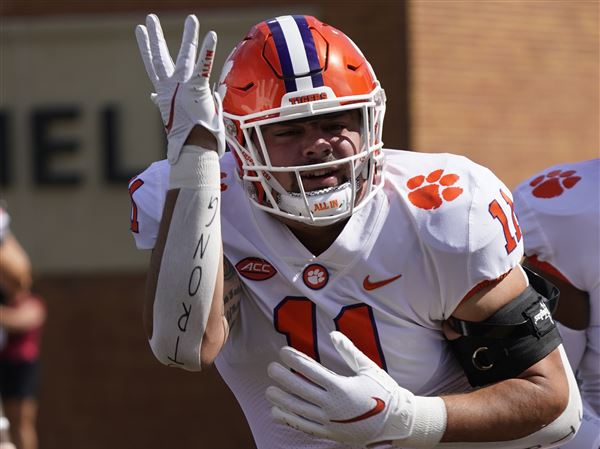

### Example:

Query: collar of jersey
xmin=249 ymin=187 xmax=389 ymax=275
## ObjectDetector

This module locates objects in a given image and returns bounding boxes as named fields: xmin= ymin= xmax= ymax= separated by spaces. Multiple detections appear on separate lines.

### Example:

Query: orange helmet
xmin=217 ymin=15 xmax=386 ymax=226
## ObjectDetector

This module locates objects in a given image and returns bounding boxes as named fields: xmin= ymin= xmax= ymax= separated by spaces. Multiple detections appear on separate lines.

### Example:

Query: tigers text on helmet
xmin=217 ymin=15 xmax=386 ymax=226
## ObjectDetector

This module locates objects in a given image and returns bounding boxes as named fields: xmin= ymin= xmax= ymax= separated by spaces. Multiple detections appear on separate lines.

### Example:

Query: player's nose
xmin=302 ymin=132 xmax=333 ymax=161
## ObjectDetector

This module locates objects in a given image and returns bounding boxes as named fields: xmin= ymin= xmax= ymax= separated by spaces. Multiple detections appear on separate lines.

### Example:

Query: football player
xmin=513 ymin=159 xmax=600 ymax=449
xmin=129 ymin=14 xmax=581 ymax=448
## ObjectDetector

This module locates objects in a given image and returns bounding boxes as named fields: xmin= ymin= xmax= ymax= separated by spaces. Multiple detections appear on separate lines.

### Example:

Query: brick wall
xmin=410 ymin=0 xmax=598 ymax=187
xmin=34 ymin=273 xmax=254 ymax=449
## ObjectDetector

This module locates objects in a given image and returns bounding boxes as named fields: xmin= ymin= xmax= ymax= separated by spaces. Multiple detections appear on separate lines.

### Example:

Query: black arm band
xmin=447 ymin=267 xmax=562 ymax=387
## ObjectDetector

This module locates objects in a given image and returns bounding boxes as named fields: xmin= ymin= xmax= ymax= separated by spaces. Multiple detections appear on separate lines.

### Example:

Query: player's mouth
xmin=300 ymin=167 xmax=346 ymax=191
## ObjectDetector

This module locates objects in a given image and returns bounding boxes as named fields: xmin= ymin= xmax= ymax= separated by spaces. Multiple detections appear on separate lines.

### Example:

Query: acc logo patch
xmin=236 ymin=257 xmax=277 ymax=281
xmin=302 ymin=263 xmax=329 ymax=290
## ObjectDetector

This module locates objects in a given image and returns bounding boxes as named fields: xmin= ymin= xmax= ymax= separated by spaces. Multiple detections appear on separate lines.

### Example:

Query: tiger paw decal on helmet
xmin=407 ymin=169 xmax=463 ymax=210
xmin=529 ymin=169 xmax=581 ymax=199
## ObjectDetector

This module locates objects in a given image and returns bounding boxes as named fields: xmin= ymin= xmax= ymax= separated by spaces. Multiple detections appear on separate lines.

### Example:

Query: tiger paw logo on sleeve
xmin=407 ymin=169 xmax=464 ymax=210
xmin=529 ymin=169 xmax=581 ymax=199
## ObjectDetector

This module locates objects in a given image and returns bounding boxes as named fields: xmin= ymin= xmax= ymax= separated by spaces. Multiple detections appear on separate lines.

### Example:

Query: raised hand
xmin=135 ymin=14 xmax=225 ymax=163
xmin=267 ymin=331 xmax=446 ymax=448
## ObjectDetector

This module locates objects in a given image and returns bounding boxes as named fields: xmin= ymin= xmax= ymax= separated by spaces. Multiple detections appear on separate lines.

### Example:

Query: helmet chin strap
xmin=276 ymin=182 xmax=354 ymax=226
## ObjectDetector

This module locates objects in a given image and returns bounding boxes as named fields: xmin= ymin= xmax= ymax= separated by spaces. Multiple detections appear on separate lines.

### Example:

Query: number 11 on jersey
xmin=274 ymin=297 xmax=387 ymax=370
xmin=489 ymin=189 xmax=522 ymax=255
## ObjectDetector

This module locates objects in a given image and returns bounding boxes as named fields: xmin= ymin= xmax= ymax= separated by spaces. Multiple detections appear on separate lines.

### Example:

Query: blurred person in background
xmin=513 ymin=158 xmax=600 ymax=449
xmin=0 ymin=206 xmax=45 ymax=449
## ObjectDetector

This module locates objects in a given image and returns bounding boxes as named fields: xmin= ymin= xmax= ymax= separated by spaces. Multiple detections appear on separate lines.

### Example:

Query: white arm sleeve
xmin=556 ymin=399 xmax=600 ymax=449
xmin=435 ymin=346 xmax=582 ymax=449
xmin=149 ymin=147 xmax=221 ymax=371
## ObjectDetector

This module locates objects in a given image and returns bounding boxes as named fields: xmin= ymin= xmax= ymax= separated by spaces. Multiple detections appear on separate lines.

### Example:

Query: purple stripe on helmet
xmin=266 ymin=19 xmax=297 ymax=92
xmin=293 ymin=15 xmax=324 ymax=87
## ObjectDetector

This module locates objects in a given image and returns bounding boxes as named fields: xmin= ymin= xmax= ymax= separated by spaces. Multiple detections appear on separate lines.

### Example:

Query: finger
xmin=192 ymin=30 xmax=217 ymax=86
xmin=135 ymin=25 xmax=159 ymax=85
xmin=266 ymin=386 xmax=326 ymax=424
xmin=267 ymin=361 xmax=327 ymax=406
xmin=146 ymin=14 xmax=174 ymax=78
xmin=330 ymin=330 xmax=378 ymax=374
xmin=271 ymin=406 xmax=330 ymax=440
xmin=174 ymin=15 xmax=199 ymax=82
xmin=279 ymin=346 xmax=338 ymax=389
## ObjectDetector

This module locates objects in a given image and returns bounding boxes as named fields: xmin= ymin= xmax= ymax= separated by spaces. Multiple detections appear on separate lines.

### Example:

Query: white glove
xmin=135 ymin=14 xmax=225 ymax=164
xmin=267 ymin=331 xmax=447 ymax=448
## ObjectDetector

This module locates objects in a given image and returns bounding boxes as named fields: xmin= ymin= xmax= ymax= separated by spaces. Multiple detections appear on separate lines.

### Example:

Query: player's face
xmin=258 ymin=110 xmax=362 ymax=192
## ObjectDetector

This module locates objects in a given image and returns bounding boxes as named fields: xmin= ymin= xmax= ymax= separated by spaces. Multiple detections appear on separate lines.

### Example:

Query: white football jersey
xmin=513 ymin=158 xmax=600 ymax=415
xmin=129 ymin=150 xmax=524 ymax=449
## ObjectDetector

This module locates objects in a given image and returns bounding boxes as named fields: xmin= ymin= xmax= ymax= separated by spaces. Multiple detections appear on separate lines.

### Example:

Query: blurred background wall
xmin=0 ymin=1 xmax=597 ymax=448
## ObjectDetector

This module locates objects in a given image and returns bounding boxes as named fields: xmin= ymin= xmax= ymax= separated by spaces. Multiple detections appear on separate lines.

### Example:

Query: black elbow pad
xmin=448 ymin=267 xmax=562 ymax=387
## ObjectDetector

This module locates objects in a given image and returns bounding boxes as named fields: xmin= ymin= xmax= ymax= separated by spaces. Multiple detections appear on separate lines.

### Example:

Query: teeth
xmin=304 ymin=169 xmax=332 ymax=178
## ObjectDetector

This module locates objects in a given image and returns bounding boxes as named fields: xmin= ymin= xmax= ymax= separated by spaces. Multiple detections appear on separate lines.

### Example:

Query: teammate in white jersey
xmin=514 ymin=159 xmax=600 ymax=449
xmin=129 ymin=13 xmax=581 ymax=448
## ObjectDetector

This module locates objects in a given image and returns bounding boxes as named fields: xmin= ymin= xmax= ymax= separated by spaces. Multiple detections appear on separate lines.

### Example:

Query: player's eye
xmin=273 ymin=128 xmax=301 ymax=137
xmin=273 ymin=129 xmax=299 ymax=137
xmin=323 ymin=122 xmax=346 ymax=133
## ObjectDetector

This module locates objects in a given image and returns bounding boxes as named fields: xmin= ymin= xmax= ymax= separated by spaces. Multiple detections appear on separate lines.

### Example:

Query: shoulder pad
xmin=513 ymin=158 xmax=599 ymax=289
xmin=387 ymin=151 xmax=521 ymax=255
xmin=513 ymin=159 xmax=599 ymax=217
xmin=384 ymin=151 xmax=523 ymax=311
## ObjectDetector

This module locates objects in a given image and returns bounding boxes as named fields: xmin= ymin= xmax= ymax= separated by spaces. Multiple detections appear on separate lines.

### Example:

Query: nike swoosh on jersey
xmin=330 ymin=397 xmax=386 ymax=423
xmin=165 ymin=83 xmax=180 ymax=133
xmin=363 ymin=274 xmax=402 ymax=290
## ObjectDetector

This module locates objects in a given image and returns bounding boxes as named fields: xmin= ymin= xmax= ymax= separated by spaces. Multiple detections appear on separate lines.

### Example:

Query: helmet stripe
xmin=266 ymin=18 xmax=297 ymax=92
xmin=268 ymin=16 xmax=322 ymax=93
xmin=293 ymin=15 xmax=324 ymax=87
xmin=274 ymin=16 xmax=313 ymax=91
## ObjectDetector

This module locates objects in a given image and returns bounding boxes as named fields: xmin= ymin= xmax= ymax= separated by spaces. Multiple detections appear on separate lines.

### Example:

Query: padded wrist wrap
xmin=448 ymin=267 xmax=561 ymax=387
